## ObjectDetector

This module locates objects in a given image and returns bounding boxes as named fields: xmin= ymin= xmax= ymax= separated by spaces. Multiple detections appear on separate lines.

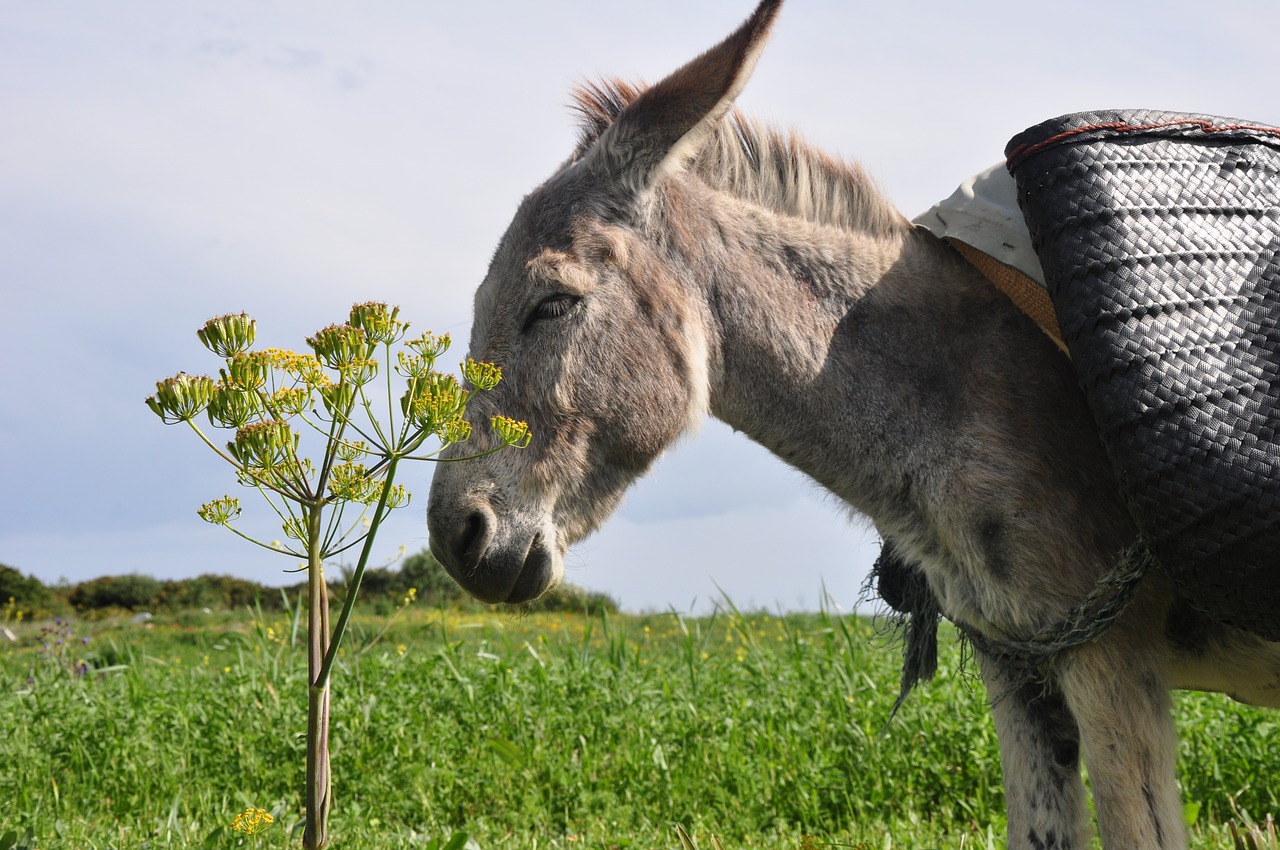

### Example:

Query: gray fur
xmin=426 ymin=3 xmax=1280 ymax=847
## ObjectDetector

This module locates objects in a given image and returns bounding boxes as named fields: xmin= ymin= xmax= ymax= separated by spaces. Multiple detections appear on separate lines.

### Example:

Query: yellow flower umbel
xmin=307 ymin=323 xmax=373 ymax=371
xmin=463 ymin=357 xmax=503 ymax=391
xmin=401 ymin=372 xmax=468 ymax=436
xmin=231 ymin=806 xmax=274 ymax=836
xmin=348 ymin=301 xmax=406 ymax=345
xmin=197 ymin=496 xmax=241 ymax=526
xmin=492 ymin=416 xmax=533 ymax=449
xmin=405 ymin=330 xmax=451 ymax=364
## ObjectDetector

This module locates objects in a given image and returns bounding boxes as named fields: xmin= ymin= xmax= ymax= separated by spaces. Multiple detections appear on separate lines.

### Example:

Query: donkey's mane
xmin=571 ymin=79 xmax=907 ymax=239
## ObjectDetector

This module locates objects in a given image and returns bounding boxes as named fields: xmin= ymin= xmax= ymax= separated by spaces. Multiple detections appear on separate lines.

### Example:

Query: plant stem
xmin=317 ymin=456 xmax=400 ymax=690
xmin=304 ymin=504 xmax=331 ymax=850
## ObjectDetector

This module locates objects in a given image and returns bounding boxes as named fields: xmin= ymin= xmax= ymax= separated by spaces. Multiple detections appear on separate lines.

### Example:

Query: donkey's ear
xmin=588 ymin=0 xmax=781 ymax=196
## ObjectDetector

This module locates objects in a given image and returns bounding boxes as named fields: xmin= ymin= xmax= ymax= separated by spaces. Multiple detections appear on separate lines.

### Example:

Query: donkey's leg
xmin=978 ymin=652 xmax=1090 ymax=850
xmin=1056 ymin=634 xmax=1185 ymax=850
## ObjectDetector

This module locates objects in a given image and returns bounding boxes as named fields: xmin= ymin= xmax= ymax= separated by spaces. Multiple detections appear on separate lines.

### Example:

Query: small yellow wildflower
xmin=463 ymin=357 xmax=502 ymax=391
xmin=231 ymin=806 xmax=275 ymax=836
xmin=491 ymin=415 xmax=532 ymax=448
xmin=396 ymin=643 xmax=408 ymax=657
xmin=198 ymin=496 xmax=241 ymax=526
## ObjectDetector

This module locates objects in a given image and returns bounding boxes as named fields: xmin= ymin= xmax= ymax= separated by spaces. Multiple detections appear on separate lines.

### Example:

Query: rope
xmin=956 ymin=542 xmax=1154 ymax=682
xmin=872 ymin=540 xmax=1155 ymax=703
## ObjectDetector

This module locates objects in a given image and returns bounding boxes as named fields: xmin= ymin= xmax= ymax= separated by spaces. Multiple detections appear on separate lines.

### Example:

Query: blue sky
xmin=2 ymin=1 xmax=1276 ymax=613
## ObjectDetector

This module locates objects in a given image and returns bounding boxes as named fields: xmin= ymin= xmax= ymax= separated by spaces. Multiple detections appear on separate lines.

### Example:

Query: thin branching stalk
xmin=317 ymin=456 xmax=400 ymax=690
xmin=304 ymin=504 xmax=331 ymax=850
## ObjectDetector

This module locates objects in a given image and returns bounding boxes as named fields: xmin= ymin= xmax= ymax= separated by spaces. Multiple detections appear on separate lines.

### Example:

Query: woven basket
xmin=1006 ymin=110 xmax=1280 ymax=641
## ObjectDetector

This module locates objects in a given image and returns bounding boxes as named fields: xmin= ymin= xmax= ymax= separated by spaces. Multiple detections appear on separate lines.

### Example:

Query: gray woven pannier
xmin=1006 ymin=110 xmax=1280 ymax=641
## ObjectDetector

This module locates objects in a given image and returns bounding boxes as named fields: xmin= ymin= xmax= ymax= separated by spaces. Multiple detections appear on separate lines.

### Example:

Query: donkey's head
xmin=427 ymin=1 xmax=782 ymax=603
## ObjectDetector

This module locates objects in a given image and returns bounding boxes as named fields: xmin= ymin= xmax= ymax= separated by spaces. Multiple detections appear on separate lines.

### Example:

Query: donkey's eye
xmin=526 ymin=293 xmax=581 ymax=329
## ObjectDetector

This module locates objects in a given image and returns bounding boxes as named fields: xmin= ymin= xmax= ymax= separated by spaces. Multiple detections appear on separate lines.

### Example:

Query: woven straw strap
xmin=949 ymin=239 xmax=1066 ymax=352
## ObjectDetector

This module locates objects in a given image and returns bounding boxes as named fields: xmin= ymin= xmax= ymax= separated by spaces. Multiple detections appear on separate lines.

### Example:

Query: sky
xmin=2 ymin=0 xmax=1277 ymax=614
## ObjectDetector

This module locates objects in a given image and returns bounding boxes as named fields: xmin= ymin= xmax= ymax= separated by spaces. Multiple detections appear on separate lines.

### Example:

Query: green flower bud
xmin=318 ymin=382 xmax=355 ymax=418
xmin=462 ymin=358 xmax=503 ymax=391
xmin=197 ymin=313 xmax=255 ymax=358
xmin=146 ymin=373 xmax=215 ymax=423
xmin=399 ymin=374 xmax=425 ymax=418
xmin=207 ymin=381 xmax=261 ymax=429
xmin=492 ymin=416 xmax=532 ymax=448
xmin=225 ymin=350 xmax=271 ymax=391
xmin=307 ymin=324 xmax=373 ymax=370
xmin=197 ymin=496 xmax=241 ymax=525
xmin=228 ymin=420 xmax=297 ymax=469
xmin=348 ymin=302 xmax=407 ymax=345
xmin=385 ymin=484 xmax=410 ymax=510
xmin=335 ymin=439 xmax=370 ymax=463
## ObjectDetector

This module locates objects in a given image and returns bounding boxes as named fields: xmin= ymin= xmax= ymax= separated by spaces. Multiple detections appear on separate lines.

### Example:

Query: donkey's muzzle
xmin=427 ymin=501 xmax=555 ymax=604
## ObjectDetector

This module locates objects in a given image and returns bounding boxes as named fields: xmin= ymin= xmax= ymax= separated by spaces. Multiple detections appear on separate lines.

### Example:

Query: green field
xmin=1 ymin=601 xmax=1275 ymax=849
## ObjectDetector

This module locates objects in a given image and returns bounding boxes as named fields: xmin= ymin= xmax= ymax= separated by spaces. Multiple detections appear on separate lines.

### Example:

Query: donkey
xmin=427 ymin=2 xmax=1280 ymax=847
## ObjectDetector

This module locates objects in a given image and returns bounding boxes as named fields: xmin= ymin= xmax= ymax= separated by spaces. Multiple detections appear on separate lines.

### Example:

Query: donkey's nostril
xmin=428 ymin=501 xmax=495 ymax=578
xmin=426 ymin=499 xmax=530 ymax=604
xmin=459 ymin=510 xmax=487 ymax=558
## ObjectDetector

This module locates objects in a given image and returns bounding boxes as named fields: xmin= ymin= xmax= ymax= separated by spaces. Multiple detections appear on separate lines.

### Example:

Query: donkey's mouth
xmin=503 ymin=532 xmax=556 ymax=604
xmin=429 ymin=514 xmax=558 ymax=605
xmin=426 ymin=487 xmax=562 ymax=604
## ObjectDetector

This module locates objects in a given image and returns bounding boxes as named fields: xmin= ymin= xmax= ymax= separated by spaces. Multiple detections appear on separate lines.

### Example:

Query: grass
xmin=0 ymin=602 xmax=1274 ymax=849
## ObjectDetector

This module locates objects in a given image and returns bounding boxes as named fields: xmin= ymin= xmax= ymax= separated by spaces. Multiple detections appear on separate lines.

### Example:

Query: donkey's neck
xmin=657 ymin=179 xmax=1042 ymax=537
